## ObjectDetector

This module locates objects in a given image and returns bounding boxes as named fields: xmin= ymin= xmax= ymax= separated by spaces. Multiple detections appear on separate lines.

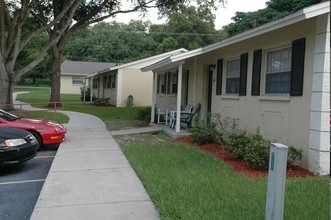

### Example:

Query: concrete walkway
xmin=13 ymin=93 xmax=159 ymax=219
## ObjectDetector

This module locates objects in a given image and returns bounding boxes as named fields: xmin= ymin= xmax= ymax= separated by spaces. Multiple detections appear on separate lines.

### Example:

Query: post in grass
xmin=265 ymin=143 xmax=288 ymax=220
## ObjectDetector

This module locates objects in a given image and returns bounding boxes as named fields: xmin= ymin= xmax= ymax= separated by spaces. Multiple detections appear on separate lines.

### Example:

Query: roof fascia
xmin=170 ymin=1 xmax=330 ymax=63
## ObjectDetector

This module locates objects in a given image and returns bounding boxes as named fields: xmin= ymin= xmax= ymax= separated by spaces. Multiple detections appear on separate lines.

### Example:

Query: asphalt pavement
xmin=0 ymin=149 xmax=56 ymax=220
xmin=13 ymin=93 xmax=159 ymax=220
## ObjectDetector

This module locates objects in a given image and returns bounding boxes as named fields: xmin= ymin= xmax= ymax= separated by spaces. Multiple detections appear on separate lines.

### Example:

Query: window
xmin=106 ymin=74 xmax=116 ymax=89
xmin=159 ymin=73 xmax=167 ymax=94
xmin=158 ymin=72 xmax=177 ymax=94
xmin=226 ymin=59 xmax=240 ymax=94
xmin=92 ymin=78 xmax=98 ymax=89
xmin=170 ymin=72 xmax=177 ymax=94
xmin=106 ymin=75 xmax=112 ymax=88
xmin=111 ymin=73 xmax=116 ymax=88
xmin=72 ymin=76 xmax=83 ymax=85
xmin=265 ymin=47 xmax=291 ymax=94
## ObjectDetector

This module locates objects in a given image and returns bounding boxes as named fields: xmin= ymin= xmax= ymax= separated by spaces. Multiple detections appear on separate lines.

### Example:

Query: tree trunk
xmin=49 ymin=46 xmax=62 ymax=107
xmin=0 ymin=68 xmax=14 ymax=111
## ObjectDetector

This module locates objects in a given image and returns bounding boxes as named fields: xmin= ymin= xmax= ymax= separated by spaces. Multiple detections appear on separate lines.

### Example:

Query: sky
xmin=110 ymin=0 xmax=268 ymax=29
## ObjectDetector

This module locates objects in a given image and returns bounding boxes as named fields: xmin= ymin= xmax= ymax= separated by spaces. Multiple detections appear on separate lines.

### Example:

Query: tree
xmin=266 ymin=0 xmax=322 ymax=13
xmin=0 ymin=0 xmax=81 ymax=108
xmin=0 ymin=0 xmax=224 ymax=107
xmin=150 ymin=5 xmax=221 ymax=52
xmin=224 ymin=0 xmax=322 ymax=36
xmin=16 ymin=34 xmax=52 ymax=85
xmin=31 ymin=0 xmax=224 ymax=106
xmin=65 ymin=21 xmax=158 ymax=63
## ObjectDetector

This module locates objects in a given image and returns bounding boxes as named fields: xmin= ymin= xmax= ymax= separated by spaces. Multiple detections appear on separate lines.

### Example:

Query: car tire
xmin=29 ymin=131 xmax=43 ymax=148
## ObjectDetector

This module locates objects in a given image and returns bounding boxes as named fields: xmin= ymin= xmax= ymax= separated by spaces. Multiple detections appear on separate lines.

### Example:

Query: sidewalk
xmin=12 ymin=94 xmax=159 ymax=219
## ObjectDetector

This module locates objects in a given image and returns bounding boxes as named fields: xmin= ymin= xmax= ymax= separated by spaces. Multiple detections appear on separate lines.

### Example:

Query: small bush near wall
xmin=80 ymin=87 xmax=90 ymax=101
xmin=224 ymin=128 xmax=303 ymax=170
xmin=190 ymin=113 xmax=239 ymax=145
xmin=35 ymin=79 xmax=51 ymax=86
xmin=94 ymin=98 xmax=110 ymax=106
xmin=190 ymin=114 xmax=303 ymax=170
xmin=137 ymin=107 xmax=151 ymax=122
xmin=190 ymin=114 xmax=220 ymax=144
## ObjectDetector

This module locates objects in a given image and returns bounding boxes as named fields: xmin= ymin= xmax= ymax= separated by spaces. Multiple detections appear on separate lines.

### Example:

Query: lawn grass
xmin=23 ymin=111 xmax=69 ymax=124
xmin=116 ymin=133 xmax=329 ymax=220
xmin=15 ymin=88 xmax=330 ymax=219
xmin=14 ymin=88 xmax=148 ymax=129
xmin=15 ymin=87 xmax=80 ymax=104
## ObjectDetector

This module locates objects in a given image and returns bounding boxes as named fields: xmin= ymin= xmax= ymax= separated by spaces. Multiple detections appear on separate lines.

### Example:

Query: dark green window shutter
xmin=290 ymin=38 xmax=305 ymax=96
xmin=216 ymin=59 xmax=223 ymax=95
xmin=251 ymin=49 xmax=262 ymax=96
xmin=239 ymin=53 xmax=248 ymax=96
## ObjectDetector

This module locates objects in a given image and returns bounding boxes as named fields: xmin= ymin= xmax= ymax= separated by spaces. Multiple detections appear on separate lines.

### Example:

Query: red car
xmin=0 ymin=109 xmax=66 ymax=147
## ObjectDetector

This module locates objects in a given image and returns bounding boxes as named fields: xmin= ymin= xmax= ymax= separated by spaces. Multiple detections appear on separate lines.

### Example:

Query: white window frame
xmin=225 ymin=58 xmax=240 ymax=94
xmin=265 ymin=45 xmax=292 ymax=94
xmin=72 ymin=76 xmax=83 ymax=85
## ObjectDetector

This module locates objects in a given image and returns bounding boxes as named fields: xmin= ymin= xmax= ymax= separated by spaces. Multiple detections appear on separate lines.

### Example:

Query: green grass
xmin=116 ymin=133 xmax=329 ymax=220
xmin=15 ymin=87 xmax=80 ymax=103
xmin=15 ymin=88 xmax=330 ymax=219
xmin=23 ymin=111 xmax=69 ymax=124
xmin=14 ymin=88 xmax=148 ymax=129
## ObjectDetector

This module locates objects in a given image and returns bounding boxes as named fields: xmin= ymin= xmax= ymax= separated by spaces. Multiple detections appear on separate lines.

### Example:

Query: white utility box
xmin=265 ymin=143 xmax=288 ymax=220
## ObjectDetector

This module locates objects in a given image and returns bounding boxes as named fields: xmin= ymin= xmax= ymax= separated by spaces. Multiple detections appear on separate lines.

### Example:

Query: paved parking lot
xmin=0 ymin=148 xmax=57 ymax=220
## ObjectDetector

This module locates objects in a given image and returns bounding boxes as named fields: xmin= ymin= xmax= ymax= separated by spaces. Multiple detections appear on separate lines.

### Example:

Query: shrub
xmin=137 ymin=107 xmax=151 ymax=122
xmin=80 ymin=87 xmax=91 ymax=101
xmin=224 ymin=129 xmax=303 ymax=170
xmin=35 ymin=79 xmax=51 ymax=86
xmin=223 ymin=129 xmax=250 ymax=160
xmin=214 ymin=114 xmax=240 ymax=141
xmin=243 ymin=130 xmax=271 ymax=170
xmin=287 ymin=146 xmax=303 ymax=164
xmin=126 ymin=95 xmax=133 ymax=107
xmin=94 ymin=98 xmax=110 ymax=106
xmin=190 ymin=113 xmax=220 ymax=144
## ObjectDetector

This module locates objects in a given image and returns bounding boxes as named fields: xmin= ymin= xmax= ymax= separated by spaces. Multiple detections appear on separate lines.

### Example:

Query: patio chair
xmin=169 ymin=104 xmax=193 ymax=125
xmin=170 ymin=103 xmax=200 ymax=129
xmin=157 ymin=102 xmax=177 ymax=125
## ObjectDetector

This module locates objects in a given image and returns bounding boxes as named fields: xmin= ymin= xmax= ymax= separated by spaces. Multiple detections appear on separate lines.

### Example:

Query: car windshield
xmin=0 ymin=109 xmax=21 ymax=121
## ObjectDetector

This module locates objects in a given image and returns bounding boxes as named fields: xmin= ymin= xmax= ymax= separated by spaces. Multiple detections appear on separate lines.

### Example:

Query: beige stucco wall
xmin=121 ymin=68 xmax=153 ymax=107
xmin=60 ymin=75 xmax=84 ymax=94
xmin=178 ymin=18 xmax=318 ymax=169
xmin=91 ymin=68 xmax=152 ymax=107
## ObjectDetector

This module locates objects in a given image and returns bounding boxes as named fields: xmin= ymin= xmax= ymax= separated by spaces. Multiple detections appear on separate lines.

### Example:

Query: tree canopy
xmin=65 ymin=5 xmax=222 ymax=62
xmin=223 ymin=0 xmax=322 ymax=36
xmin=65 ymin=21 xmax=158 ymax=63
xmin=0 ymin=0 xmax=224 ymax=106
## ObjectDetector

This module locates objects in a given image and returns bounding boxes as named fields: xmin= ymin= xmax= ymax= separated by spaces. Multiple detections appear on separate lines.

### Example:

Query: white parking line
xmin=34 ymin=155 xmax=55 ymax=159
xmin=0 ymin=179 xmax=45 ymax=185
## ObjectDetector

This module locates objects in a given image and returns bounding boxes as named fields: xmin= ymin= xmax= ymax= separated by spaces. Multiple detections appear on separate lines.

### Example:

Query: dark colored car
xmin=0 ymin=109 xmax=66 ymax=147
xmin=0 ymin=127 xmax=39 ymax=166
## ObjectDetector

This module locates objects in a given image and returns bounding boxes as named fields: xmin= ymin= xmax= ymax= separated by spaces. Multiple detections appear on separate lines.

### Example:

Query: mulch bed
xmin=176 ymin=136 xmax=315 ymax=178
